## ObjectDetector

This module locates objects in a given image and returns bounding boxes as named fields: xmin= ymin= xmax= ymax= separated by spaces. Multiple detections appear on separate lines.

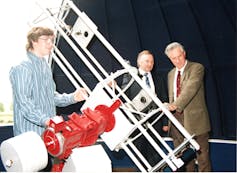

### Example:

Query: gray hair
xmin=164 ymin=42 xmax=185 ymax=56
xmin=137 ymin=50 xmax=153 ymax=67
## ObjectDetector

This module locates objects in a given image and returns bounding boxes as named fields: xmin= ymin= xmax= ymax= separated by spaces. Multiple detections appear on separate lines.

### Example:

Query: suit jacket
xmin=121 ymin=67 xmax=169 ymax=132
xmin=121 ymin=68 xmax=168 ymax=103
xmin=168 ymin=60 xmax=211 ymax=136
xmin=121 ymin=67 xmax=169 ymax=164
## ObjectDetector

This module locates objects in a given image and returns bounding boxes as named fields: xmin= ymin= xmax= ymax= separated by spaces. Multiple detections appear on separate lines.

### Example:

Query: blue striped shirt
xmin=9 ymin=52 xmax=76 ymax=136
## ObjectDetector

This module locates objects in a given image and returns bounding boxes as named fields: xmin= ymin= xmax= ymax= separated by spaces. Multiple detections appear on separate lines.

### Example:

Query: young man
xmin=9 ymin=26 xmax=88 ymax=136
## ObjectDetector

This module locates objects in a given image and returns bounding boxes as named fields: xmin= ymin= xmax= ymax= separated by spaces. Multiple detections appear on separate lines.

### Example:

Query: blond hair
xmin=26 ymin=27 xmax=54 ymax=51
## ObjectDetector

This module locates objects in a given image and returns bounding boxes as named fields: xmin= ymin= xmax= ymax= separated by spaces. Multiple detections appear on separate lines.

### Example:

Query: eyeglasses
xmin=38 ymin=36 xmax=55 ymax=43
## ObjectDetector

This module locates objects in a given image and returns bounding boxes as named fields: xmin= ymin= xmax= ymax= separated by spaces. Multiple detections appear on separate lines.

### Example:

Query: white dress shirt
xmin=138 ymin=69 xmax=155 ymax=93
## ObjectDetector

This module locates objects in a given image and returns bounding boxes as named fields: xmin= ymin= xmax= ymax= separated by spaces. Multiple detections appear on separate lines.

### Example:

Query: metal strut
xmin=34 ymin=0 xmax=200 ymax=172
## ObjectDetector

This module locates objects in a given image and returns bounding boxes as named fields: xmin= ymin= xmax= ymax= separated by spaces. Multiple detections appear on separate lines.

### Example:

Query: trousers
xmin=170 ymin=112 xmax=212 ymax=172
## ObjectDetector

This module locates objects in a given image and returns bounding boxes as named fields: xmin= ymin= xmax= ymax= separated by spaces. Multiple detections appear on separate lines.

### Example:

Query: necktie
xmin=176 ymin=71 xmax=181 ymax=97
xmin=144 ymin=73 xmax=150 ymax=87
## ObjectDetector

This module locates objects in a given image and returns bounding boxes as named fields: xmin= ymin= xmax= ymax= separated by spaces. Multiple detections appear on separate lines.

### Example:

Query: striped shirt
xmin=9 ymin=52 xmax=76 ymax=136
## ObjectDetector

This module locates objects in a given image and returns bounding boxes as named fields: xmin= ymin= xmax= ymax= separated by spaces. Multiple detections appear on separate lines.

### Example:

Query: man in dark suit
xmin=165 ymin=42 xmax=212 ymax=171
xmin=121 ymin=50 xmax=169 ymax=166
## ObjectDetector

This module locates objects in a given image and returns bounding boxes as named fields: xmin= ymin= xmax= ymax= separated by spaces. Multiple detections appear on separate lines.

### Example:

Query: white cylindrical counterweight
xmin=0 ymin=131 xmax=48 ymax=172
